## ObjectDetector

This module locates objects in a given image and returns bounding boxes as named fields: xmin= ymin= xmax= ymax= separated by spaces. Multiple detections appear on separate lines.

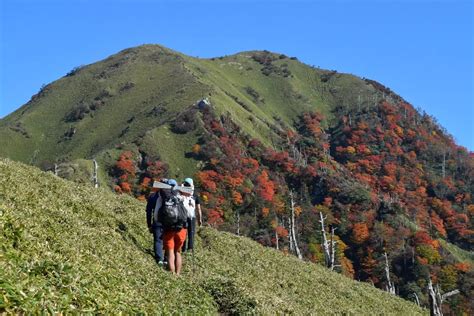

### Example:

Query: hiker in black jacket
xmin=146 ymin=186 xmax=165 ymax=265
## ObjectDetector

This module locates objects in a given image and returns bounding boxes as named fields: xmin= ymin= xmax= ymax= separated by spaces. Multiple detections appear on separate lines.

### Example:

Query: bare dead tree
xmin=286 ymin=135 xmax=307 ymax=167
xmin=428 ymin=278 xmax=460 ymax=316
xmin=289 ymin=191 xmax=302 ymax=259
xmin=92 ymin=159 xmax=99 ymax=188
xmin=288 ymin=217 xmax=294 ymax=253
xmin=383 ymin=252 xmax=396 ymax=295
xmin=410 ymin=293 xmax=420 ymax=306
xmin=428 ymin=279 xmax=442 ymax=316
xmin=319 ymin=212 xmax=331 ymax=267
xmin=54 ymin=163 xmax=59 ymax=176
xmin=319 ymin=212 xmax=338 ymax=270
xmin=329 ymin=226 xmax=336 ymax=269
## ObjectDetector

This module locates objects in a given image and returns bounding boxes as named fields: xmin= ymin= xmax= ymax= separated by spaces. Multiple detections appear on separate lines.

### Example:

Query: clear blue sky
xmin=1 ymin=0 xmax=473 ymax=150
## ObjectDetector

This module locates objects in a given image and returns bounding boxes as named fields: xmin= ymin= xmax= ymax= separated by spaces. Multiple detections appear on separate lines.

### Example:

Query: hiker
xmin=156 ymin=179 xmax=188 ymax=275
xmin=181 ymin=177 xmax=202 ymax=252
xmin=146 ymin=181 xmax=166 ymax=265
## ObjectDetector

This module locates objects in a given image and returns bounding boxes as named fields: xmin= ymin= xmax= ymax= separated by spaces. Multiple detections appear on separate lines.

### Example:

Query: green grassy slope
xmin=0 ymin=45 xmax=209 ymax=164
xmin=0 ymin=45 xmax=379 ymax=177
xmin=0 ymin=158 xmax=425 ymax=314
xmin=439 ymin=239 xmax=474 ymax=265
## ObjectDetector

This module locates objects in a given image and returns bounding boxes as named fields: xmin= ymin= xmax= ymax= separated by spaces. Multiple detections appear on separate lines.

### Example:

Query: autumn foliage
xmin=111 ymin=97 xmax=473 ymax=313
xmin=110 ymin=150 xmax=168 ymax=196
xmin=196 ymin=101 xmax=472 ymax=313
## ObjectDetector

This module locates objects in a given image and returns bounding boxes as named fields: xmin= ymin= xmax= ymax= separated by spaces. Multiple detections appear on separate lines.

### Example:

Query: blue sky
xmin=1 ymin=0 xmax=473 ymax=150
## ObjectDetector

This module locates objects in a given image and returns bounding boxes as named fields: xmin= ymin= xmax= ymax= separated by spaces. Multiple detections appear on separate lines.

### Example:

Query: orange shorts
xmin=163 ymin=228 xmax=187 ymax=252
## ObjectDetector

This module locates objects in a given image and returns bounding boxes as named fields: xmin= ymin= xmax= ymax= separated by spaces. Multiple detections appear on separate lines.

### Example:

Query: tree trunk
xmin=288 ymin=217 xmax=294 ymax=252
xmin=427 ymin=278 xmax=459 ymax=316
xmin=412 ymin=293 xmax=420 ymax=306
xmin=319 ymin=212 xmax=337 ymax=270
xmin=384 ymin=252 xmax=396 ymax=295
xmin=275 ymin=229 xmax=279 ymax=250
xmin=319 ymin=212 xmax=331 ymax=267
xmin=93 ymin=159 xmax=99 ymax=188
xmin=428 ymin=279 xmax=442 ymax=316
xmin=330 ymin=226 xmax=336 ymax=270
xmin=289 ymin=191 xmax=302 ymax=259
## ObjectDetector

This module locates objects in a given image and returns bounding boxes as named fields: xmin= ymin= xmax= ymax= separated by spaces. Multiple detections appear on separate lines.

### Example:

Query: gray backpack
xmin=158 ymin=190 xmax=188 ymax=229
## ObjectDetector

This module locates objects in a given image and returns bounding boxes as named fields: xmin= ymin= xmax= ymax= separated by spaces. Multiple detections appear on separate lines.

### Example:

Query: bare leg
xmin=166 ymin=249 xmax=175 ymax=273
xmin=175 ymin=251 xmax=182 ymax=275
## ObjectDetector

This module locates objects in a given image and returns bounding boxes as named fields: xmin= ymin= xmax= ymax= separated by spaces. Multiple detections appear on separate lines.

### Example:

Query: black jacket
xmin=146 ymin=192 xmax=160 ymax=229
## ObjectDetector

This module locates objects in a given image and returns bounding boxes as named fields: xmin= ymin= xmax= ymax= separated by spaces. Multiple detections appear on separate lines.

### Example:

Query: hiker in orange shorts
xmin=156 ymin=179 xmax=189 ymax=275
xmin=163 ymin=228 xmax=187 ymax=275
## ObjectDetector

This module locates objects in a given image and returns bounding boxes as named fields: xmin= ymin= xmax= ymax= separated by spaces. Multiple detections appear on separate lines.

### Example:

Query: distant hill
xmin=0 ymin=159 xmax=425 ymax=314
xmin=0 ymin=44 xmax=377 ymax=178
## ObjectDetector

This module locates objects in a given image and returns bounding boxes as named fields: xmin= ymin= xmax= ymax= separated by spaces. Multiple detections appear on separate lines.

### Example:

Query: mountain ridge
xmin=1 ymin=44 xmax=472 ymax=314
xmin=0 ymin=44 xmax=377 ymax=171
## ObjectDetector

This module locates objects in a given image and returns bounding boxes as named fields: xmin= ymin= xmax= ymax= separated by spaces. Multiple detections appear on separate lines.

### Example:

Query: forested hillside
xmin=0 ymin=44 xmax=472 ymax=314
xmin=182 ymin=101 xmax=473 ymax=314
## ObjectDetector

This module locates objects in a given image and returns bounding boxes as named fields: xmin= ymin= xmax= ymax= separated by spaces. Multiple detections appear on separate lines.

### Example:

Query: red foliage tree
xmin=256 ymin=170 xmax=275 ymax=202
xmin=352 ymin=223 xmax=370 ymax=244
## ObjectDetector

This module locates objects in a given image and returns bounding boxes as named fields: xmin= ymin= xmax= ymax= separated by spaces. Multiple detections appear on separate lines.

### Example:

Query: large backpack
xmin=182 ymin=195 xmax=196 ymax=219
xmin=158 ymin=189 xmax=188 ymax=229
